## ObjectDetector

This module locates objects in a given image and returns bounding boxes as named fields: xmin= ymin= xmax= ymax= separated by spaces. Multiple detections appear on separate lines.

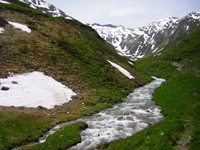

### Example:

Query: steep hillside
xmin=99 ymin=27 xmax=200 ymax=150
xmin=90 ymin=10 xmax=200 ymax=59
xmin=0 ymin=1 xmax=148 ymax=149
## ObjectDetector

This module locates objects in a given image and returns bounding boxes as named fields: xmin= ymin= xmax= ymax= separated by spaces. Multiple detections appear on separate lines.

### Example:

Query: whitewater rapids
xmin=69 ymin=76 xmax=166 ymax=149
xmin=15 ymin=77 xmax=165 ymax=150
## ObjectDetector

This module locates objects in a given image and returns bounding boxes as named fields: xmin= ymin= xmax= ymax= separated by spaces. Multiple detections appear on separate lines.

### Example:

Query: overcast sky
xmin=47 ymin=0 xmax=200 ymax=28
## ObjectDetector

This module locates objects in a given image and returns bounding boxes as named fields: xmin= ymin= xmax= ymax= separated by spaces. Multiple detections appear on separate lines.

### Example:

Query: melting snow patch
xmin=151 ymin=76 xmax=166 ymax=82
xmin=186 ymin=25 xmax=190 ymax=30
xmin=128 ymin=61 xmax=134 ymax=65
xmin=0 ymin=72 xmax=76 ymax=109
xmin=0 ymin=27 xmax=4 ymax=34
xmin=8 ymin=21 xmax=31 ymax=33
xmin=0 ymin=0 xmax=10 ymax=4
xmin=137 ymin=54 xmax=145 ymax=58
xmin=108 ymin=60 xmax=134 ymax=79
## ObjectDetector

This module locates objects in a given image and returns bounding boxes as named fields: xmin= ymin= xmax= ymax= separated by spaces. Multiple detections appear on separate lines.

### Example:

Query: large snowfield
xmin=0 ymin=72 xmax=76 ymax=109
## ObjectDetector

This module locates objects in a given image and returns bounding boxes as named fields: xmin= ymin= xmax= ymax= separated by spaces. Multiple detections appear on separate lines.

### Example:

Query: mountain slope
xmin=0 ymin=1 xmax=149 ymax=149
xmin=99 ymin=26 xmax=200 ymax=150
xmin=90 ymin=10 xmax=200 ymax=59
xmin=19 ymin=0 xmax=73 ymax=19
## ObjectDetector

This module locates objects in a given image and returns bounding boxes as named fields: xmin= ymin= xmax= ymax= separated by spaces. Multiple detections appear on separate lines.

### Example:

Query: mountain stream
xmin=15 ymin=76 xmax=166 ymax=150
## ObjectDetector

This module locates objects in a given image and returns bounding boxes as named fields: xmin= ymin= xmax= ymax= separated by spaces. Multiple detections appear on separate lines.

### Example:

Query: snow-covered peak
xmin=19 ymin=0 xmax=73 ymax=19
xmin=89 ymin=23 xmax=138 ymax=57
xmin=21 ymin=0 xmax=49 ymax=9
xmin=91 ymin=23 xmax=118 ymax=28
xmin=152 ymin=17 xmax=179 ymax=28
xmin=90 ymin=23 xmax=129 ymax=33
xmin=139 ymin=17 xmax=180 ymax=34
xmin=90 ymin=17 xmax=180 ymax=59
xmin=91 ymin=9 xmax=200 ymax=59
xmin=152 ymin=17 xmax=180 ymax=26
xmin=184 ymin=9 xmax=200 ymax=20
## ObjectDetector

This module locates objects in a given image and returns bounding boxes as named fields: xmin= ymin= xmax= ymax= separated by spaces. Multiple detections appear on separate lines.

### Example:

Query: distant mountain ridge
xmin=90 ymin=10 xmax=200 ymax=59
xmin=1 ymin=1 xmax=200 ymax=149
xmin=2 ymin=0 xmax=200 ymax=59
xmin=19 ymin=0 xmax=73 ymax=19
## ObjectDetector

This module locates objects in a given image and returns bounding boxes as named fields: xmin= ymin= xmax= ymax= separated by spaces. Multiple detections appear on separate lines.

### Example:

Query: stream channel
xmin=17 ymin=76 xmax=166 ymax=150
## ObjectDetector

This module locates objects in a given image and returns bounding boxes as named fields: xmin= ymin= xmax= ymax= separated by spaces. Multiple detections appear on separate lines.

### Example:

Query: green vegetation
xmin=2 ymin=1 xmax=199 ymax=150
xmin=0 ymin=2 xmax=148 ymax=149
xmin=0 ymin=108 xmax=52 ymax=149
xmin=102 ymin=71 xmax=199 ymax=150
xmin=99 ymin=28 xmax=200 ymax=149
xmin=0 ymin=0 xmax=51 ymax=19
xmin=22 ymin=122 xmax=88 ymax=150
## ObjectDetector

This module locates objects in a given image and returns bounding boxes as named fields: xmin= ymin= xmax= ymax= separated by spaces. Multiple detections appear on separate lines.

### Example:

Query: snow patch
xmin=190 ymin=10 xmax=200 ymax=20
xmin=19 ymin=0 xmax=49 ymax=9
xmin=8 ymin=21 xmax=31 ymax=33
xmin=0 ymin=27 xmax=4 ymax=33
xmin=0 ymin=72 xmax=76 ymax=109
xmin=0 ymin=0 xmax=10 ymax=4
xmin=107 ymin=60 xmax=134 ymax=79
xmin=128 ymin=61 xmax=134 ymax=65
xmin=152 ymin=47 xmax=159 ymax=53
xmin=151 ymin=76 xmax=166 ymax=82
xmin=90 ymin=24 xmax=136 ymax=57
xmin=137 ymin=54 xmax=145 ymax=58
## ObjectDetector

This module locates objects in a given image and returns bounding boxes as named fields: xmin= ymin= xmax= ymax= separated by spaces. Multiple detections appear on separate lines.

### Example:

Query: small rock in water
xmin=85 ymin=141 xmax=91 ymax=145
xmin=126 ymin=116 xmax=134 ymax=121
xmin=117 ymin=116 xmax=123 ymax=120
xmin=12 ymin=81 xmax=18 ymax=84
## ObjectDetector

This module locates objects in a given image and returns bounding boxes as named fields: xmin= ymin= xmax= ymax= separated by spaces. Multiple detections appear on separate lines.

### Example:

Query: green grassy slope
xmin=0 ymin=2 xmax=149 ymax=149
xmin=99 ymin=28 xmax=200 ymax=149
xmin=22 ymin=122 xmax=88 ymax=150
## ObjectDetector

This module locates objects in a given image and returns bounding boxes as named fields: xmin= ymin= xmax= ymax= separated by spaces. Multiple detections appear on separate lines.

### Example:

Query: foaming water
xmin=14 ymin=77 xmax=165 ymax=150
xmin=69 ymin=77 xmax=166 ymax=150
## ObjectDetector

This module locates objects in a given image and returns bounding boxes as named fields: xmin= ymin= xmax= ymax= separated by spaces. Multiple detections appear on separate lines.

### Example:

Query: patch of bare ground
xmin=176 ymin=119 xmax=193 ymax=150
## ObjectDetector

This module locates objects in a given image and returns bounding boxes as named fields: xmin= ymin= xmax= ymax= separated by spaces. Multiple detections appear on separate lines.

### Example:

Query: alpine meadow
xmin=0 ymin=0 xmax=199 ymax=150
